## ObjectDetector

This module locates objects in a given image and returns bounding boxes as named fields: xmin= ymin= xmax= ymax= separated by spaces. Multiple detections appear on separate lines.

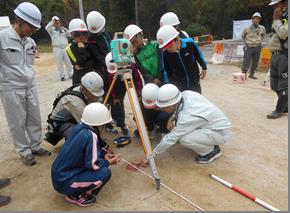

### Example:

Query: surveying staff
xmin=66 ymin=18 xmax=95 ymax=85
xmin=267 ymin=0 xmax=288 ymax=119
xmin=157 ymin=25 xmax=207 ymax=94
xmin=45 ymin=16 xmax=73 ymax=81
xmin=154 ymin=84 xmax=231 ymax=164
xmin=0 ymin=2 xmax=51 ymax=166
xmin=44 ymin=72 xmax=105 ymax=145
xmin=160 ymin=12 xmax=189 ymax=38
xmin=241 ymin=12 xmax=266 ymax=80
xmin=105 ymin=52 xmax=143 ymax=136
xmin=51 ymin=103 xmax=121 ymax=207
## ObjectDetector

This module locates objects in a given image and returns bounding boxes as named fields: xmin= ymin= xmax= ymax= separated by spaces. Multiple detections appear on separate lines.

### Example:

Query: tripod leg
xmin=124 ymin=78 xmax=160 ymax=190
xmin=103 ymin=73 xmax=118 ymax=105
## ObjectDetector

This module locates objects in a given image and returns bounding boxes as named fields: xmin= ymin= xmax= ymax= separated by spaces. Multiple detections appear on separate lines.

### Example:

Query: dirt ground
xmin=0 ymin=53 xmax=288 ymax=211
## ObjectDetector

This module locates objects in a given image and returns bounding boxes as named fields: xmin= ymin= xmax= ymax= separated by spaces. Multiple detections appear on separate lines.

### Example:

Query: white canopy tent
xmin=232 ymin=19 xmax=252 ymax=40
xmin=0 ymin=16 xmax=11 ymax=30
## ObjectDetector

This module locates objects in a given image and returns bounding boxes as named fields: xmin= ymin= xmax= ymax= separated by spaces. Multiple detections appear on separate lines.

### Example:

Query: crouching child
xmin=51 ymin=103 xmax=121 ymax=207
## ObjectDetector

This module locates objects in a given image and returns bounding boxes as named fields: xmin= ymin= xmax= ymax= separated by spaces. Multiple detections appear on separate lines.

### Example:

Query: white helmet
xmin=160 ymin=12 xmax=180 ymax=27
xmin=124 ymin=24 xmax=143 ymax=41
xmin=86 ymin=11 xmax=106 ymax=34
xmin=156 ymin=25 xmax=179 ymax=48
xmin=252 ymin=12 xmax=262 ymax=18
xmin=142 ymin=83 xmax=159 ymax=108
xmin=156 ymin=84 xmax=182 ymax=108
xmin=52 ymin=16 xmax=60 ymax=21
xmin=81 ymin=103 xmax=112 ymax=126
xmin=105 ymin=52 xmax=117 ymax=74
xmin=81 ymin=72 xmax=104 ymax=97
xmin=69 ymin=18 xmax=88 ymax=32
xmin=14 ymin=2 xmax=42 ymax=28
xmin=269 ymin=0 xmax=282 ymax=5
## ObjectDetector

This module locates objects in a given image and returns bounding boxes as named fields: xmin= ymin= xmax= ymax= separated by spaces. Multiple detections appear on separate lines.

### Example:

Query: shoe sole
xmin=65 ymin=196 xmax=94 ymax=207
xmin=196 ymin=152 xmax=222 ymax=164
xmin=32 ymin=153 xmax=51 ymax=157
xmin=0 ymin=197 xmax=11 ymax=207
xmin=267 ymin=115 xmax=283 ymax=119
xmin=0 ymin=180 xmax=11 ymax=190
xmin=23 ymin=161 xmax=36 ymax=166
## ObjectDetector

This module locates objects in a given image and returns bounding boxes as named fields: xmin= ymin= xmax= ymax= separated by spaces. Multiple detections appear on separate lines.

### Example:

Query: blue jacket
xmin=51 ymin=122 xmax=109 ymax=193
xmin=161 ymin=38 xmax=207 ymax=92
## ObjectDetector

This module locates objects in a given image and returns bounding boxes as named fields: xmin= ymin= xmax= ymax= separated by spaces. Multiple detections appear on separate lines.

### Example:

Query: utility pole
xmin=78 ymin=0 xmax=85 ymax=21
xmin=135 ymin=0 xmax=139 ymax=25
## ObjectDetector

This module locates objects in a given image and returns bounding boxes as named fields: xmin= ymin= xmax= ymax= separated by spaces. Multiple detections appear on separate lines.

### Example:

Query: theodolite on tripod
xmin=103 ymin=32 xmax=160 ymax=190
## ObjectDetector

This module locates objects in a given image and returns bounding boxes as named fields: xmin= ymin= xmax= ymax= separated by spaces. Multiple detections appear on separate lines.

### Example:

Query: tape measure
xmin=114 ymin=136 xmax=131 ymax=147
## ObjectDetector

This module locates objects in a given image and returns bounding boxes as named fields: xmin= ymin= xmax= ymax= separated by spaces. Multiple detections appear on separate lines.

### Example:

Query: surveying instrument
xmin=103 ymin=32 xmax=160 ymax=190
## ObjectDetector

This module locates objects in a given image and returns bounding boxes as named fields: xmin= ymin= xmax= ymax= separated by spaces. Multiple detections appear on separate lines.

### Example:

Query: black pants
xmin=141 ymin=103 xmax=171 ymax=133
xmin=242 ymin=45 xmax=262 ymax=75
xmin=270 ymin=53 xmax=288 ymax=113
xmin=72 ymin=69 xmax=94 ymax=85
xmin=275 ymin=90 xmax=288 ymax=113
xmin=111 ymin=89 xmax=127 ymax=128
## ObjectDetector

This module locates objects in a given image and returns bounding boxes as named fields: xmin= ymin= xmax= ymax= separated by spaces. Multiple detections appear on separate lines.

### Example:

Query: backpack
xmin=45 ymin=85 xmax=88 ymax=145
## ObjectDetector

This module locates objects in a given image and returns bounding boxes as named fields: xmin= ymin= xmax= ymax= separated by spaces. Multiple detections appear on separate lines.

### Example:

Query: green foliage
xmin=186 ymin=23 xmax=209 ymax=37
xmin=0 ymin=0 xmax=275 ymax=42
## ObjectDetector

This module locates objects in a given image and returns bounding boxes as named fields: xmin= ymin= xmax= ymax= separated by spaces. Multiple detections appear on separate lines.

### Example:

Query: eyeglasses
xmin=73 ymin=31 xmax=88 ymax=37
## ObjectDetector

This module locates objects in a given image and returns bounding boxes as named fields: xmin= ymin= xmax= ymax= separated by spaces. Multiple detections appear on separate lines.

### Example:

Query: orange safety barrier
xmin=260 ymin=48 xmax=272 ymax=65
xmin=214 ymin=43 xmax=224 ymax=54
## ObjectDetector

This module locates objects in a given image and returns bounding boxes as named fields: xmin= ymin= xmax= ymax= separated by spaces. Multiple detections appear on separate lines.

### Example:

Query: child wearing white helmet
xmin=0 ymin=2 xmax=51 ymax=166
xmin=124 ymin=24 xmax=163 ymax=85
xmin=86 ymin=11 xmax=111 ymax=92
xmin=66 ymin=18 xmax=95 ymax=85
xmin=51 ymin=103 xmax=121 ymax=207
xmin=86 ymin=11 xmax=120 ymax=134
xmin=154 ymin=84 xmax=231 ymax=164
xmin=156 ymin=25 xmax=207 ymax=93
xmin=44 ymin=72 xmax=109 ymax=146
xmin=160 ymin=12 xmax=189 ymax=38
xmin=140 ymin=83 xmax=173 ymax=138
xmin=105 ymin=52 xmax=143 ymax=136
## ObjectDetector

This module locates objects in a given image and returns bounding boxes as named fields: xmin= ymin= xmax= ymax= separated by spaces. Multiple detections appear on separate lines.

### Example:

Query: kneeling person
xmin=154 ymin=84 xmax=231 ymax=164
xmin=45 ymin=72 xmax=104 ymax=145
xmin=51 ymin=103 xmax=121 ymax=207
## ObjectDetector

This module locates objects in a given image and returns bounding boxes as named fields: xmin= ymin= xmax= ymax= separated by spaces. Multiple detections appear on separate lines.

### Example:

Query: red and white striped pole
xmin=209 ymin=174 xmax=280 ymax=211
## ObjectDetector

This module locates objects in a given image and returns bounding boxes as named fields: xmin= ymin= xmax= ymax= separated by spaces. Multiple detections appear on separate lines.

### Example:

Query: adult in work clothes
xmin=0 ymin=2 xmax=51 ymax=166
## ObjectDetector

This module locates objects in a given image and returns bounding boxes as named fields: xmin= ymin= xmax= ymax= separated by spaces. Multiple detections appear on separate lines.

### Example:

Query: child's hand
xmin=77 ymin=41 xmax=85 ymax=48
xmin=105 ymin=154 xmax=121 ymax=165
xmin=200 ymin=70 xmax=207 ymax=80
